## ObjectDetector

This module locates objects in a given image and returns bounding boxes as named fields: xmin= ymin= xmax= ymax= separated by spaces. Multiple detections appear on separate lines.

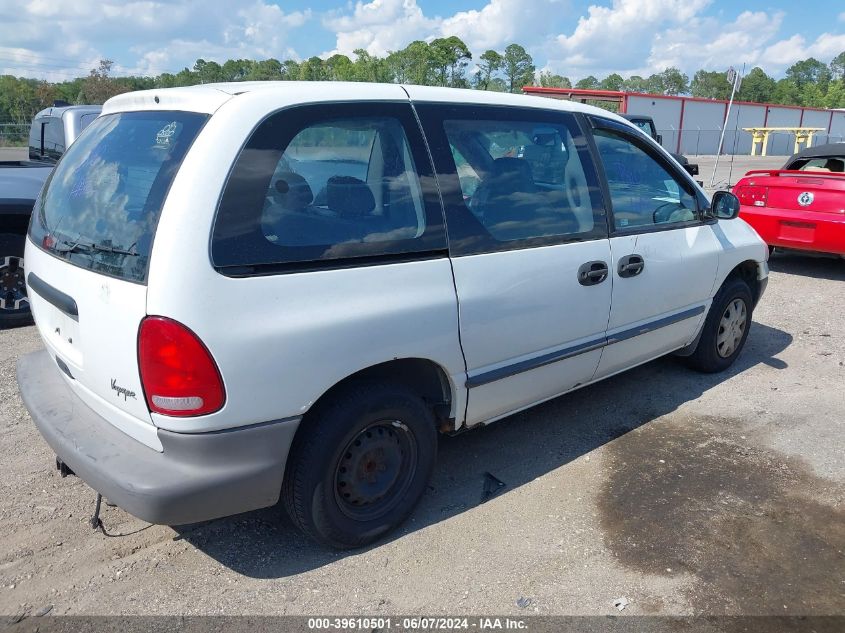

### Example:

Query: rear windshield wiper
xmin=55 ymin=239 xmax=139 ymax=257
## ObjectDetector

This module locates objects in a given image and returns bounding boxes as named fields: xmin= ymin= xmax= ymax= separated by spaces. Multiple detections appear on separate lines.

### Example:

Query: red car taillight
xmin=138 ymin=317 xmax=225 ymax=417
xmin=735 ymin=184 xmax=768 ymax=208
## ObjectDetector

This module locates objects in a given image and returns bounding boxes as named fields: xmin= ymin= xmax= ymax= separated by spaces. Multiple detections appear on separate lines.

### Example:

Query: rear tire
xmin=282 ymin=381 xmax=437 ymax=549
xmin=683 ymin=277 xmax=753 ymax=373
xmin=0 ymin=233 xmax=32 ymax=329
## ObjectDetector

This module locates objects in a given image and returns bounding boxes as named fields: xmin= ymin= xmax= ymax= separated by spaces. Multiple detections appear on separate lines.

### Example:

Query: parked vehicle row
xmin=17 ymin=82 xmax=767 ymax=548
xmin=0 ymin=103 xmax=101 ymax=327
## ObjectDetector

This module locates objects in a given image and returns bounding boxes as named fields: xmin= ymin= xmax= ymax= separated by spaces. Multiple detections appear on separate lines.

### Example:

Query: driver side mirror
xmin=708 ymin=190 xmax=741 ymax=220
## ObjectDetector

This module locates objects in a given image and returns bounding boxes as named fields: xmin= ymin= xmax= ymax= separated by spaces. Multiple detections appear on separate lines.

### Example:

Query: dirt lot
xmin=1 ymin=262 xmax=844 ymax=618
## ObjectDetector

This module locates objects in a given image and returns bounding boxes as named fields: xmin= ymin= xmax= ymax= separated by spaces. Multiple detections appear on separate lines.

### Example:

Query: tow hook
xmin=55 ymin=456 xmax=74 ymax=478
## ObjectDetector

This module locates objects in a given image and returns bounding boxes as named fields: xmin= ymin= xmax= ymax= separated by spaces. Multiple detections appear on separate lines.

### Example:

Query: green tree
xmin=322 ymin=54 xmax=354 ymax=81
xmin=352 ymin=49 xmax=392 ymax=83
xmin=280 ymin=60 xmax=301 ymax=80
xmin=0 ymin=77 xmax=40 ymax=122
xmin=220 ymin=59 xmax=254 ymax=82
xmin=429 ymin=36 xmax=472 ymax=87
xmin=824 ymin=81 xmax=845 ymax=108
xmin=502 ymin=44 xmax=535 ymax=93
xmin=247 ymin=59 xmax=283 ymax=81
xmin=622 ymin=75 xmax=648 ymax=92
xmin=575 ymin=75 xmax=599 ymax=89
xmin=786 ymin=58 xmax=831 ymax=91
xmin=830 ymin=51 xmax=845 ymax=81
xmin=690 ymin=70 xmax=732 ymax=99
xmin=648 ymin=67 xmax=688 ymax=95
xmin=801 ymin=83 xmax=826 ymax=108
xmin=772 ymin=78 xmax=801 ymax=105
xmin=77 ymin=60 xmax=128 ymax=104
xmin=599 ymin=73 xmax=624 ymax=91
xmin=538 ymin=72 xmax=571 ymax=88
xmin=386 ymin=41 xmax=435 ymax=85
xmin=475 ymin=49 xmax=503 ymax=90
xmin=193 ymin=59 xmax=223 ymax=83
xmin=737 ymin=67 xmax=775 ymax=103
xmin=298 ymin=56 xmax=326 ymax=81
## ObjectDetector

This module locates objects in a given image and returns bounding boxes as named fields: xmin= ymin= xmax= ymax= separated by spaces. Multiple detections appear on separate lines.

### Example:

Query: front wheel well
xmin=304 ymin=358 xmax=454 ymax=431
xmin=725 ymin=259 xmax=762 ymax=307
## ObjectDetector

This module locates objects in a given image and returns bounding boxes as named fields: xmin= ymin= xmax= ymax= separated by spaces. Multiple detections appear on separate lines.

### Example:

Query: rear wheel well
xmin=304 ymin=359 xmax=453 ymax=431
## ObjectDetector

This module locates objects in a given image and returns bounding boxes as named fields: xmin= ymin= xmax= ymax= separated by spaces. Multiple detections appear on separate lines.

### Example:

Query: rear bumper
xmin=740 ymin=206 xmax=845 ymax=256
xmin=17 ymin=349 xmax=300 ymax=525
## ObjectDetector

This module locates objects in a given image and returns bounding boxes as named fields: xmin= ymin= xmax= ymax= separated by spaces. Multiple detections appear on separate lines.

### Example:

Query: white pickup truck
xmin=0 ymin=103 xmax=101 ymax=326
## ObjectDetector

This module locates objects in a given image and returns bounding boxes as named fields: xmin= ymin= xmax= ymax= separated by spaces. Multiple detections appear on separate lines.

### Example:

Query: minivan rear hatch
xmin=27 ymin=111 xmax=206 ymax=450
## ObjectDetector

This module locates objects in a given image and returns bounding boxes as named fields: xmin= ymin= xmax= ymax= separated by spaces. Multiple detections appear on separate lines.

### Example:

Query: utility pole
xmin=710 ymin=66 xmax=742 ymax=188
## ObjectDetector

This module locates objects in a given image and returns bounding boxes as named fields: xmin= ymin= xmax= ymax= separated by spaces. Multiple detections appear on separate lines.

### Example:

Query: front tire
xmin=282 ymin=381 xmax=437 ymax=549
xmin=684 ymin=277 xmax=753 ymax=373
xmin=0 ymin=234 xmax=32 ymax=329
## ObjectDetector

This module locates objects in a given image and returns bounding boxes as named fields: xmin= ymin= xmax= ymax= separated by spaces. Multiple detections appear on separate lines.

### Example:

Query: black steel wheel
xmin=283 ymin=381 xmax=437 ymax=549
xmin=0 ymin=234 xmax=32 ymax=328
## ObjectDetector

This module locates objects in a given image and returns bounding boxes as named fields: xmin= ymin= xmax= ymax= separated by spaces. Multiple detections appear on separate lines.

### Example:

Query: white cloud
xmin=322 ymin=0 xmax=563 ymax=59
xmin=647 ymin=11 xmax=783 ymax=74
xmin=0 ymin=0 xmax=842 ymax=83
xmin=0 ymin=1 xmax=310 ymax=78
xmin=762 ymin=32 xmax=845 ymax=68
xmin=322 ymin=0 xmax=438 ymax=57
xmin=544 ymin=0 xmax=845 ymax=79
xmin=441 ymin=0 xmax=562 ymax=53
xmin=545 ymin=0 xmax=712 ymax=77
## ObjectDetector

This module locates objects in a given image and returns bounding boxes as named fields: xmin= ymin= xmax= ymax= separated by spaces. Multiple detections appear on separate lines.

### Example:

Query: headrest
xmin=824 ymin=158 xmax=844 ymax=173
xmin=273 ymin=172 xmax=313 ymax=210
xmin=326 ymin=176 xmax=375 ymax=218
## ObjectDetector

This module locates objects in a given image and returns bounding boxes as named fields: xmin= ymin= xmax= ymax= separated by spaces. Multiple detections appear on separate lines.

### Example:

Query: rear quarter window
xmin=29 ymin=111 xmax=207 ymax=283
xmin=211 ymin=102 xmax=446 ymax=273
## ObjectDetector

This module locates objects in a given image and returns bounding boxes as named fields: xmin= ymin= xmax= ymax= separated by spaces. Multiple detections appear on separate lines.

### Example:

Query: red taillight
xmin=735 ymin=184 xmax=768 ymax=208
xmin=138 ymin=317 xmax=225 ymax=417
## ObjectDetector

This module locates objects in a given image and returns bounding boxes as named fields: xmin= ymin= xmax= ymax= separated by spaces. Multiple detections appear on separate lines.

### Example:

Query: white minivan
xmin=17 ymin=82 xmax=768 ymax=548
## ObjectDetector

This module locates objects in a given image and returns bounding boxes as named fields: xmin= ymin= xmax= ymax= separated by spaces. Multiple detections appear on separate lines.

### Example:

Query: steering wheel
xmin=653 ymin=201 xmax=681 ymax=224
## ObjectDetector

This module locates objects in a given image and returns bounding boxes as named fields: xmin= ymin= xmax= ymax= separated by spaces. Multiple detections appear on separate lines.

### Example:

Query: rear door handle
xmin=618 ymin=254 xmax=645 ymax=278
xmin=577 ymin=261 xmax=609 ymax=286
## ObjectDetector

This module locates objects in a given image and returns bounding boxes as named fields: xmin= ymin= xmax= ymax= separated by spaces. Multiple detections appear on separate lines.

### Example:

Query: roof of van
xmin=33 ymin=104 xmax=102 ymax=121
xmin=102 ymin=81 xmax=629 ymax=124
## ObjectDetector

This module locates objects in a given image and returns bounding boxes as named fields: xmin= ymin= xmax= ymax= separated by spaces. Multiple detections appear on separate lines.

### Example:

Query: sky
xmin=0 ymin=0 xmax=844 ymax=83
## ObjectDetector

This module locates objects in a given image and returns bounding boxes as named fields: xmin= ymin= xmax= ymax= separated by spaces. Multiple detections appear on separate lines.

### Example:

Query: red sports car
xmin=734 ymin=143 xmax=845 ymax=257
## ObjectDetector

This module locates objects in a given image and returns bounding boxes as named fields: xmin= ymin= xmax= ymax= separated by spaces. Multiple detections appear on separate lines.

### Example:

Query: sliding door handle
xmin=577 ymin=261 xmax=609 ymax=286
xmin=618 ymin=254 xmax=645 ymax=278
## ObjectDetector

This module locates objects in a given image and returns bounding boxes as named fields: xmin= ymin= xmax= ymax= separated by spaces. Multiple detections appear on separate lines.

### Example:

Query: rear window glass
xmin=212 ymin=103 xmax=446 ymax=272
xmin=789 ymin=157 xmax=845 ymax=173
xmin=30 ymin=111 xmax=206 ymax=283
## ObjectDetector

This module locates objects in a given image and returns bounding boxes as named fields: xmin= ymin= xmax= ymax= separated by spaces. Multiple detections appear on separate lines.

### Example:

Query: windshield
xmin=29 ymin=111 xmax=206 ymax=283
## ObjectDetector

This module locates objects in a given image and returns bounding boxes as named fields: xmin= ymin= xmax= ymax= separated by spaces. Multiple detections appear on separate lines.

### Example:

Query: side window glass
xmin=212 ymin=106 xmax=445 ymax=270
xmin=593 ymin=129 xmax=697 ymax=230
xmin=264 ymin=118 xmax=426 ymax=249
xmin=442 ymin=118 xmax=600 ymax=243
